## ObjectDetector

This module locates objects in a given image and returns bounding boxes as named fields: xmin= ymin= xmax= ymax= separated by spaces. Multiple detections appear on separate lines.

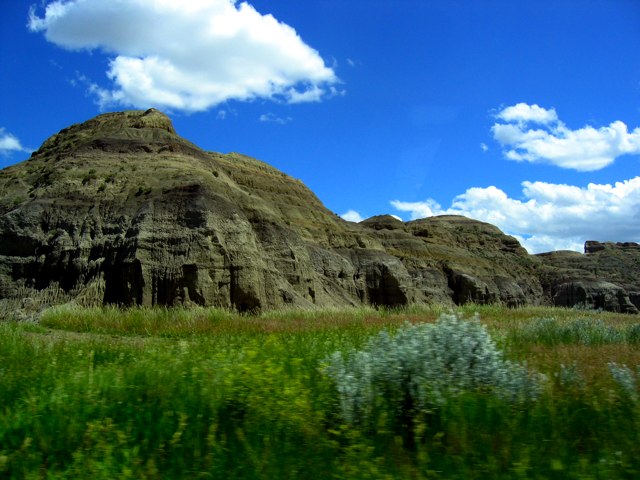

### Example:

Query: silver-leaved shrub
xmin=554 ymin=362 xmax=586 ymax=389
xmin=324 ymin=313 xmax=544 ymax=424
xmin=608 ymin=362 xmax=639 ymax=402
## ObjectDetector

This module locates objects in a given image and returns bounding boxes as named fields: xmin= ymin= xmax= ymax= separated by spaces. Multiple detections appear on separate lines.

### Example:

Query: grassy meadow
xmin=1 ymin=304 xmax=640 ymax=479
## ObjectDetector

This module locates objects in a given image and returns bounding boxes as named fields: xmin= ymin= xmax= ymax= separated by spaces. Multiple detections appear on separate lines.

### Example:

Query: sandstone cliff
xmin=0 ymin=110 xmax=637 ymax=314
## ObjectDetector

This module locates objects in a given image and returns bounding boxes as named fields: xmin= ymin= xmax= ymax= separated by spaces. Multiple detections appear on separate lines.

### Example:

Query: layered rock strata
xmin=0 ymin=110 xmax=637 ymax=314
xmin=536 ymin=242 xmax=640 ymax=313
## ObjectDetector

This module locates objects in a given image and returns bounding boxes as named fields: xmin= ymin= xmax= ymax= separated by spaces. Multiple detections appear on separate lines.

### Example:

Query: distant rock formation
xmin=536 ymin=241 xmax=640 ymax=314
xmin=0 ymin=110 xmax=637 ymax=314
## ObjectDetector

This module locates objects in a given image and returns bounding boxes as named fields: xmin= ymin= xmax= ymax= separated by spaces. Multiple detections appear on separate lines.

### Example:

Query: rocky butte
xmin=0 ymin=109 xmax=638 ymax=315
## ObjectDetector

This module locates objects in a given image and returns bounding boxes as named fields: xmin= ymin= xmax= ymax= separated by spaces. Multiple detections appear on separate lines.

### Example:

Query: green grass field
xmin=1 ymin=304 xmax=640 ymax=479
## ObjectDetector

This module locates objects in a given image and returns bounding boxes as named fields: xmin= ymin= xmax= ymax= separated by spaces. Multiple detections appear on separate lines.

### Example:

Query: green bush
xmin=627 ymin=324 xmax=640 ymax=344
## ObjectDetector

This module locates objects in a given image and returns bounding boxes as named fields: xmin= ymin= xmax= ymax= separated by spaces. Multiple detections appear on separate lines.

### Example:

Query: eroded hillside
xmin=0 ymin=110 xmax=637 ymax=314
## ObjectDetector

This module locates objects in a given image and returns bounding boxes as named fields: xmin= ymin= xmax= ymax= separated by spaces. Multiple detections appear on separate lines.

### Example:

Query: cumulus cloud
xmin=389 ymin=199 xmax=443 ymax=220
xmin=492 ymin=103 xmax=640 ymax=171
xmin=29 ymin=0 xmax=338 ymax=112
xmin=496 ymin=103 xmax=558 ymax=125
xmin=391 ymin=177 xmax=640 ymax=254
xmin=511 ymin=235 xmax=584 ymax=256
xmin=0 ymin=129 xmax=30 ymax=156
xmin=341 ymin=210 xmax=364 ymax=223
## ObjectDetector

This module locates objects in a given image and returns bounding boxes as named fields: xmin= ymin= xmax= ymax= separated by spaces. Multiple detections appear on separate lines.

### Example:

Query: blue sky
xmin=2 ymin=0 xmax=640 ymax=253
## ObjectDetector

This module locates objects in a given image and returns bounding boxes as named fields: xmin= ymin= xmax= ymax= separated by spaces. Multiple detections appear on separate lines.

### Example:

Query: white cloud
xmin=480 ymin=142 xmax=488 ymax=152
xmin=492 ymin=103 xmax=640 ymax=171
xmin=390 ymin=199 xmax=443 ymax=220
xmin=29 ymin=0 xmax=338 ymax=112
xmin=392 ymin=177 xmax=640 ymax=254
xmin=341 ymin=210 xmax=364 ymax=222
xmin=0 ymin=129 xmax=30 ymax=156
xmin=496 ymin=102 xmax=558 ymax=125
xmin=259 ymin=112 xmax=292 ymax=125
xmin=512 ymin=234 xmax=584 ymax=255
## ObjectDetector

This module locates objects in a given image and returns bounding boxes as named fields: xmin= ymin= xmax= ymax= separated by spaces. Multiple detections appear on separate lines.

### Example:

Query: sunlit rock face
xmin=0 ymin=110 xmax=637 ymax=314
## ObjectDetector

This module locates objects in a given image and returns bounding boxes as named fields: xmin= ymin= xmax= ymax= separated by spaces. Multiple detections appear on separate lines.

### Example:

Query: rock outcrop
xmin=0 ymin=110 xmax=638 ymax=314
xmin=536 ymin=242 xmax=640 ymax=313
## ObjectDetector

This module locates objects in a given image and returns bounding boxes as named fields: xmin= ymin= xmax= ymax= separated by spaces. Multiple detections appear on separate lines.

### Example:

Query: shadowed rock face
xmin=0 ymin=110 xmax=637 ymax=313
xmin=536 ymin=242 xmax=640 ymax=313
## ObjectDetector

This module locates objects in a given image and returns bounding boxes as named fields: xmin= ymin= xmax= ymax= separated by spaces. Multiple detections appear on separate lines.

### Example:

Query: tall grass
xmin=39 ymin=304 xmax=406 ymax=337
xmin=1 ymin=306 xmax=640 ymax=478
xmin=512 ymin=317 xmax=640 ymax=346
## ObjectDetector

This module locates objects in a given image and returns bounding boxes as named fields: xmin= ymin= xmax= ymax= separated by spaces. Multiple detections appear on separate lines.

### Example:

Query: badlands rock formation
xmin=0 ymin=110 xmax=637 ymax=314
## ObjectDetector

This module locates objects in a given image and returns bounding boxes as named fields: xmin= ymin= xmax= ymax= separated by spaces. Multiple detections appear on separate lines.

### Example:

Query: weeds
xmin=513 ymin=316 xmax=639 ymax=346
xmin=1 ymin=306 xmax=639 ymax=478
